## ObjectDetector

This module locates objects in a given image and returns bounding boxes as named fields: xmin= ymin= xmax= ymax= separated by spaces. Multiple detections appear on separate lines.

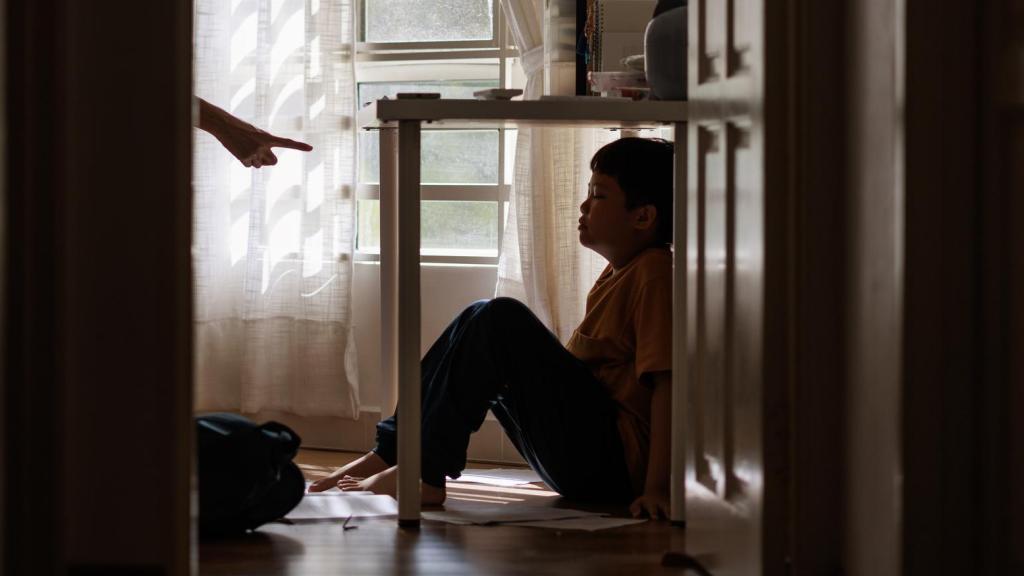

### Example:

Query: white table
xmin=359 ymin=98 xmax=690 ymax=527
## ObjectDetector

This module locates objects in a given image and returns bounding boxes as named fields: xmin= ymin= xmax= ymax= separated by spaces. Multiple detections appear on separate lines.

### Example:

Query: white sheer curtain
xmin=193 ymin=0 xmax=360 ymax=418
xmin=498 ymin=0 xmax=611 ymax=341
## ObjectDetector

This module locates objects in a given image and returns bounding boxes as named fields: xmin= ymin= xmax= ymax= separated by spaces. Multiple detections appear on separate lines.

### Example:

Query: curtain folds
xmin=193 ymin=0 xmax=360 ymax=418
xmin=497 ymin=0 xmax=611 ymax=342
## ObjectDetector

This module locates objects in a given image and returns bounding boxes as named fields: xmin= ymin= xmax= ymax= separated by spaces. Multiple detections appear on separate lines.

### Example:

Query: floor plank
xmin=199 ymin=449 xmax=688 ymax=575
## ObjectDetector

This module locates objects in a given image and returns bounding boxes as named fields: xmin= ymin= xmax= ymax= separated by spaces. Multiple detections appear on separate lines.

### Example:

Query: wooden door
xmin=682 ymin=0 xmax=850 ymax=572
xmin=683 ymin=0 xmax=767 ymax=574
xmin=3 ymin=0 xmax=194 ymax=573
xmin=681 ymin=0 xmax=854 ymax=571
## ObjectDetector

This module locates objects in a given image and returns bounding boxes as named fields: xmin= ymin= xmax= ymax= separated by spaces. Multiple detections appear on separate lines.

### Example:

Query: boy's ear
xmin=632 ymin=204 xmax=657 ymax=231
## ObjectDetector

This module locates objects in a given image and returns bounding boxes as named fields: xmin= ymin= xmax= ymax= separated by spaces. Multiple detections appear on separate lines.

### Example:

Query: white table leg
xmin=670 ymin=121 xmax=688 ymax=527
xmin=380 ymin=128 xmax=399 ymax=418
xmin=396 ymin=120 xmax=422 ymax=527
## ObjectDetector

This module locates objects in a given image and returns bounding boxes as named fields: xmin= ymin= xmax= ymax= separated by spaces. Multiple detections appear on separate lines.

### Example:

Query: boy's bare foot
xmin=307 ymin=452 xmax=390 ymax=492
xmin=337 ymin=465 xmax=446 ymax=505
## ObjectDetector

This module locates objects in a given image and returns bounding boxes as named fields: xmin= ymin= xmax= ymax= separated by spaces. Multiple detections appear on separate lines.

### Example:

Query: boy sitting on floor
xmin=310 ymin=137 xmax=674 ymax=519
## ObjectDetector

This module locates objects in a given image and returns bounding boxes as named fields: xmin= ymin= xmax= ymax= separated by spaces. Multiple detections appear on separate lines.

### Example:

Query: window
xmin=354 ymin=0 xmax=524 ymax=264
xmin=363 ymin=0 xmax=494 ymax=43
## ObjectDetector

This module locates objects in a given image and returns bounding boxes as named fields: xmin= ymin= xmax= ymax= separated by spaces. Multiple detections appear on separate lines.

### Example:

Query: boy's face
xmin=578 ymin=172 xmax=644 ymax=254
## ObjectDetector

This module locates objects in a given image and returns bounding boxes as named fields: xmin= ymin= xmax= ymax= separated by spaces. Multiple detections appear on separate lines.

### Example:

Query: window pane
xmin=358 ymin=81 xmax=501 ymax=185
xmin=358 ymin=200 xmax=499 ymax=256
xmin=363 ymin=0 xmax=493 ymax=43
xmin=360 ymin=131 xmax=499 ymax=184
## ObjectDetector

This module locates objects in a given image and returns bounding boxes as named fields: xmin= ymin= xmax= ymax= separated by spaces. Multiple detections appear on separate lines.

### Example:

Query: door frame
xmin=3 ymin=1 xmax=194 ymax=573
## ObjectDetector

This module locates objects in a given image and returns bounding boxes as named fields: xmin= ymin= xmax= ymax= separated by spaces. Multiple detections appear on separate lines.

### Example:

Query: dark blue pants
xmin=373 ymin=297 xmax=635 ymax=503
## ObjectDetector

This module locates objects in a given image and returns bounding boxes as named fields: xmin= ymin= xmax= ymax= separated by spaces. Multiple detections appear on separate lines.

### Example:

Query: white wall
xmin=355 ymin=261 xmax=527 ymax=463
xmin=352 ymin=261 xmax=498 ymax=411
xmin=258 ymin=261 xmax=527 ymax=465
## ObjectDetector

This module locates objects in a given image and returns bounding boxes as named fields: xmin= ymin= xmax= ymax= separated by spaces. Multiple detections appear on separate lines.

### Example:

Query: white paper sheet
xmin=452 ymin=468 xmax=544 ymax=487
xmin=507 ymin=516 xmax=648 ymax=531
xmin=285 ymin=493 xmax=398 ymax=520
xmin=422 ymin=500 xmax=605 ymax=526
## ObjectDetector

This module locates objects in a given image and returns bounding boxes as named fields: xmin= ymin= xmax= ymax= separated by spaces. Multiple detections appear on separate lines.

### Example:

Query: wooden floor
xmin=199 ymin=449 xmax=691 ymax=575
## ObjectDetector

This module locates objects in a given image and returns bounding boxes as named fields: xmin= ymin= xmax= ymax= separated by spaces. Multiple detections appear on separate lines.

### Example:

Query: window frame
xmin=353 ymin=0 xmax=522 ymax=266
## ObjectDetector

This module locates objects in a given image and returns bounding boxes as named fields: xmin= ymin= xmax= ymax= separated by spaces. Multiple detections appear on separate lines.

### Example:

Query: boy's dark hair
xmin=590 ymin=137 xmax=675 ymax=246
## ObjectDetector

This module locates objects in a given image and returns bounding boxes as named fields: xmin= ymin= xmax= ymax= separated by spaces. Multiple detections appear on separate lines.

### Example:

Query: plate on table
xmin=473 ymin=88 xmax=524 ymax=100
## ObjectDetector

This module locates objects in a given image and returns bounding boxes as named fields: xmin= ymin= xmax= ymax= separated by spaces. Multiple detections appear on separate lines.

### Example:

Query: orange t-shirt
xmin=566 ymin=247 xmax=673 ymax=494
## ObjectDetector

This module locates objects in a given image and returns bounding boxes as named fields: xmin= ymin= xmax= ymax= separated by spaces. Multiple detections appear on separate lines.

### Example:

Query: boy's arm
xmin=630 ymin=370 xmax=672 ymax=519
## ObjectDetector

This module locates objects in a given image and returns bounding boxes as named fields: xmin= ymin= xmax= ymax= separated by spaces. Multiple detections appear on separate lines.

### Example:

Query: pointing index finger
xmin=271 ymin=135 xmax=314 ymax=152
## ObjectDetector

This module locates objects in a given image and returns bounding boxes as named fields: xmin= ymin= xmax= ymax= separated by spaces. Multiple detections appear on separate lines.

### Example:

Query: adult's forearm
xmin=195 ymin=97 xmax=231 ymax=135
xmin=192 ymin=96 xmax=312 ymax=167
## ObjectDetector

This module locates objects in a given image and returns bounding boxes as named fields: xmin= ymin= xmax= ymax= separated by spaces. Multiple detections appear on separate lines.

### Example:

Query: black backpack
xmin=196 ymin=413 xmax=305 ymax=538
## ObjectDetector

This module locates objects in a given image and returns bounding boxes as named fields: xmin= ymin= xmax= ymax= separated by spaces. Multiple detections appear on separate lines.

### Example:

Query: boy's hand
xmin=635 ymin=371 xmax=672 ymax=520
xmin=630 ymin=490 xmax=669 ymax=519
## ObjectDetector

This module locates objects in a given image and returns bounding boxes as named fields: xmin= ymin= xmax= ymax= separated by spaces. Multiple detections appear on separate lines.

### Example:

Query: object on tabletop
xmin=583 ymin=0 xmax=658 ymax=95
xmin=621 ymin=53 xmax=646 ymax=72
xmin=643 ymin=1 xmax=687 ymax=100
xmin=546 ymin=0 xmax=579 ymax=95
xmin=588 ymin=70 xmax=650 ymax=99
xmin=473 ymin=88 xmax=525 ymax=100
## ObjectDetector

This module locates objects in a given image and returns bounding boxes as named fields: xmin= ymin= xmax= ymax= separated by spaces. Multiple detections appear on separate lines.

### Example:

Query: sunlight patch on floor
xmin=446 ymin=482 xmax=560 ymax=498
xmin=446 ymin=491 xmax=524 ymax=503
xmin=298 ymin=463 xmax=337 ymax=478
xmin=296 ymin=450 xmax=561 ymax=505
